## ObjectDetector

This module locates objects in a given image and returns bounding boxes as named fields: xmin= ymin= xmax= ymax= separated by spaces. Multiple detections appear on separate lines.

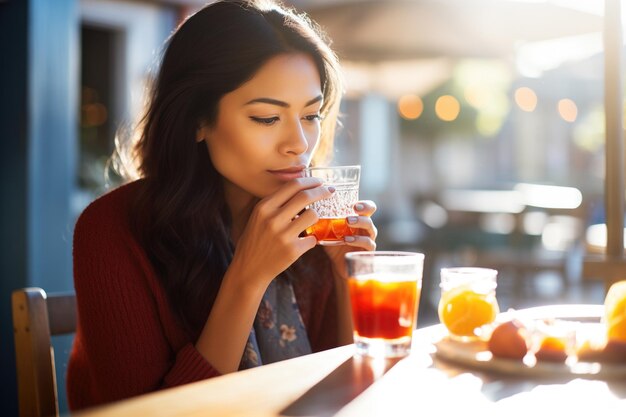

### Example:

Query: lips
xmin=268 ymin=165 xmax=306 ymax=180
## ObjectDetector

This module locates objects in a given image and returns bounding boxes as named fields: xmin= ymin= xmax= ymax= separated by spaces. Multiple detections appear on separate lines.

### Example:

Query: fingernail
xmin=355 ymin=203 xmax=364 ymax=211
xmin=347 ymin=216 xmax=358 ymax=224
xmin=328 ymin=186 xmax=336 ymax=193
xmin=345 ymin=236 xmax=356 ymax=242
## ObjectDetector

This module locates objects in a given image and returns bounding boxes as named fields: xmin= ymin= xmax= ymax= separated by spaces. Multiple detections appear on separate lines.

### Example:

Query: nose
xmin=279 ymin=119 xmax=310 ymax=156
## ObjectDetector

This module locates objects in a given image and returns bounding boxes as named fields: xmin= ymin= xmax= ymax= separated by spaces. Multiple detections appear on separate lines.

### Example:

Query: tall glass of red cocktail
xmin=345 ymin=251 xmax=424 ymax=358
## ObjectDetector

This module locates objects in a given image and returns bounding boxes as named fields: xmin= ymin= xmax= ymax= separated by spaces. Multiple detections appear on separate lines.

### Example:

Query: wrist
xmin=225 ymin=255 xmax=273 ymax=298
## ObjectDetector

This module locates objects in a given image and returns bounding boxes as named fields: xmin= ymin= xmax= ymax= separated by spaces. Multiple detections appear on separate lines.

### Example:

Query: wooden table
xmin=75 ymin=305 xmax=626 ymax=417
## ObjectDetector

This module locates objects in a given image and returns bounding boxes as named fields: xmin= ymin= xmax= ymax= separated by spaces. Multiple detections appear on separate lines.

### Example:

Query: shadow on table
xmin=280 ymin=355 xmax=402 ymax=417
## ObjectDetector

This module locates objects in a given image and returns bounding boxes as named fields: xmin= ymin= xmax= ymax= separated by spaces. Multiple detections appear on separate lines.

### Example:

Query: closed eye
xmin=250 ymin=116 xmax=279 ymax=126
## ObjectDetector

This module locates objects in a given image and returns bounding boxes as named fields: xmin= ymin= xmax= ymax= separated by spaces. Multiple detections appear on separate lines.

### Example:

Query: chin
xmin=245 ymin=183 xmax=275 ymax=199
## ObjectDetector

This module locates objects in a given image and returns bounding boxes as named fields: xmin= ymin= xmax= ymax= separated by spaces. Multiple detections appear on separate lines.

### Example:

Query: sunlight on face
xmin=199 ymin=53 xmax=323 ymax=204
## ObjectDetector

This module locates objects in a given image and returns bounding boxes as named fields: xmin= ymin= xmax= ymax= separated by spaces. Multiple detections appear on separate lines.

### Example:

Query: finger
xmin=343 ymin=235 xmax=376 ymax=251
xmin=287 ymin=208 xmax=319 ymax=236
xmin=346 ymin=216 xmax=378 ymax=240
xmin=296 ymin=235 xmax=318 ymax=252
xmin=264 ymin=177 xmax=324 ymax=209
xmin=279 ymin=186 xmax=334 ymax=221
xmin=354 ymin=200 xmax=377 ymax=217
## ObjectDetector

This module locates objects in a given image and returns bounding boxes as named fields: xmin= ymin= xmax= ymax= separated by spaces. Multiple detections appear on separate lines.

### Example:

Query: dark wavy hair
xmin=118 ymin=0 xmax=343 ymax=332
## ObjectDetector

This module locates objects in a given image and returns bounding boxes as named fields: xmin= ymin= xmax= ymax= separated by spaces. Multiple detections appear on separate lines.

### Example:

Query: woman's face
xmin=199 ymin=53 xmax=324 ymax=200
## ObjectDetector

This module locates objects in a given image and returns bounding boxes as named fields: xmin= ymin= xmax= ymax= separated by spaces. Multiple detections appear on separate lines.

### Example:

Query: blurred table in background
xmin=409 ymin=185 xmax=586 ymax=307
xmin=584 ymin=223 xmax=626 ymax=292
xmin=585 ymin=224 xmax=626 ymax=255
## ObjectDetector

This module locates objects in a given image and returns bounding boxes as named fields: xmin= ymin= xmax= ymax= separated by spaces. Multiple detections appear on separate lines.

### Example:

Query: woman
xmin=67 ymin=0 xmax=377 ymax=410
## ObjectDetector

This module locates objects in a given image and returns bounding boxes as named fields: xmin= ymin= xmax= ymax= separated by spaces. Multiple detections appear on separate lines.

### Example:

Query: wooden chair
xmin=12 ymin=288 xmax=77 ymax=417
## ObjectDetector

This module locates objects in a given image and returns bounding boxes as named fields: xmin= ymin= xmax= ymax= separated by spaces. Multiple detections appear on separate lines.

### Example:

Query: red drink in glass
xmin=345 ymin=252 xmax=424 ymax=358
xmin=348 ymin=277 xmax=420 ymax=340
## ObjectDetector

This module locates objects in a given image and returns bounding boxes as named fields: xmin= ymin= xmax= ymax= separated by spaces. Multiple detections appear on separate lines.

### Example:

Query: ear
xmin=196 ymin=125 xmax=210 ymax=143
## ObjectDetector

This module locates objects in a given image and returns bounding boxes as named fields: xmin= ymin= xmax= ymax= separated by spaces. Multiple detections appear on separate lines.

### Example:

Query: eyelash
xmin=249 ymin=114 xmax=322 ymax=126
xmin=304 ymin=114 xmax=323 ymax=122
xmin=250 ymin=116 xmax=279 ymax=126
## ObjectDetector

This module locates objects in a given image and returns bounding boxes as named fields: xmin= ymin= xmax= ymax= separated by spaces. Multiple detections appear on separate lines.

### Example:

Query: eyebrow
xmin=244 ymin=95 xmax=323 ymax=108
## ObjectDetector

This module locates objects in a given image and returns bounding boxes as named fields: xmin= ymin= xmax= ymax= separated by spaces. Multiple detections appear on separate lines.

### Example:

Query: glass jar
xmin=438 ymin=267 xmax=499 ymax=340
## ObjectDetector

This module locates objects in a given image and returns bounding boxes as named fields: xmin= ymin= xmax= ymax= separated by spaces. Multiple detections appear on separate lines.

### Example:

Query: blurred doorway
xmin=79 ymin=25 xmax=120 ymax=194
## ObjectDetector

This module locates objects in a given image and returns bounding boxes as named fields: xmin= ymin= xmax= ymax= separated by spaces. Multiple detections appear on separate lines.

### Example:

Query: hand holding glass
xmin=303 ymin=165 xmax=360 ymax=245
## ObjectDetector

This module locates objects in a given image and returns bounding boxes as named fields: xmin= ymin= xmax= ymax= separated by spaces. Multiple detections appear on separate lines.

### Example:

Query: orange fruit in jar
xmin=604 ymin=281 xmax=626 ymax=343
xmin=438 ymin=286 xmax=499 ymax=337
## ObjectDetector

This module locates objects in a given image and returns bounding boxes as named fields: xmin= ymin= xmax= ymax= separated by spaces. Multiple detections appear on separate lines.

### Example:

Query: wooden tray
xmin=434 ymin=304 xmax=626 ymax=379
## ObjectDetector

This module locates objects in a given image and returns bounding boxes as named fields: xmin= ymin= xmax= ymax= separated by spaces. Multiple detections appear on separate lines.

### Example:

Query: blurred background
xmin=1 ymin=0 xmax=623 ymax=414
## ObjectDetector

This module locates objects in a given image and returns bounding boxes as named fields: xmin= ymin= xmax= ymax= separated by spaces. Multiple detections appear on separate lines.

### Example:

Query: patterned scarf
xmin=239 ymin=273 xmax=312 ymax=369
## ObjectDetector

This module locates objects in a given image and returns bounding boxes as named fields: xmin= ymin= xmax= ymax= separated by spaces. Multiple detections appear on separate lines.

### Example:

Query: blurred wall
xmin=0 ymin=0 xmax=29 ymax=413
xmin=1 ymin=0 xmax=78 ymax=415
xmin=1 ymin=0 xmax=177 ymax=414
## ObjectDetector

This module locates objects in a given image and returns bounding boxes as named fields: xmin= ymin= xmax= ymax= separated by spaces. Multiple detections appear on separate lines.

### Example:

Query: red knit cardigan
xmin=67 ymin=181 xmax=339 ymax=411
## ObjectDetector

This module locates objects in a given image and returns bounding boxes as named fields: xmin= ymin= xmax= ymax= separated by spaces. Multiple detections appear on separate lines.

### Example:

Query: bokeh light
xmin=82 ymin=103 xmax=108 ymax=127
xmin=514 ymin=87 xmax=537 ymax=112
xmin=464 ymin=85 xmax=489 ymax=109
xmin=455 ymin=61 xmax=512 ymax=138
xmin=573 ymin=106 xmax=604 ymax=152
xmin=558 ymin=98 xmax=578 ymax=122
xmin=397 ymin=94 xmax=424 ymax=120
xmin=435 ymin=95 xmax=460 ymax=121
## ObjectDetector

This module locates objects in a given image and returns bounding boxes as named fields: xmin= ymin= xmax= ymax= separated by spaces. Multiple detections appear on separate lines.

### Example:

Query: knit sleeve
xmin=292 ymin=247 xmax=339 ymax=352
xmin=67 ymin=188 xmax=221 ymax=410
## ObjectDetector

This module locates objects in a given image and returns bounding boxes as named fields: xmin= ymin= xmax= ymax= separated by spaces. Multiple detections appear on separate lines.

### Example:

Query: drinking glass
xmin=438 ymin=267 xmax=500 ymax=340
xmin=303 ymin=165 xmax=360 ymax=245
xmin=345 ymin=251 xmax=424 ymax=358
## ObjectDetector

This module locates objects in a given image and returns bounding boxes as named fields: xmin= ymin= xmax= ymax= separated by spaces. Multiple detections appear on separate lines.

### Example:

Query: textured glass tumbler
xmin=303 ymin=165 xmax=360 ymax=245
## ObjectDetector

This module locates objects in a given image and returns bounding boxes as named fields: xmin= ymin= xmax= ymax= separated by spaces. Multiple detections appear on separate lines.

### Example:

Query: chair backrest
xmin=12 ymin=287 xmax=77 ymax=417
